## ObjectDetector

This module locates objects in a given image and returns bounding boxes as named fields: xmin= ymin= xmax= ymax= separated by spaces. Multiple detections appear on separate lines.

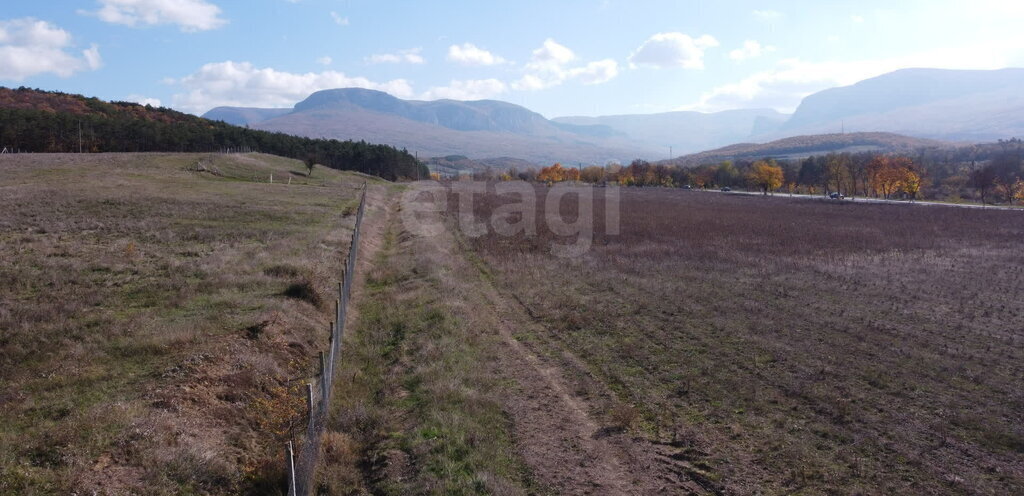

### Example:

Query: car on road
xmin=829 ymin=192 xmax=846 ymax=199
xmin=721 ymin=187 xmax=732 ymax=192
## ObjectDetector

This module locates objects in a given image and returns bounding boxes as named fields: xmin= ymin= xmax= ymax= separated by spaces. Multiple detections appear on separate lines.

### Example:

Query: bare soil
xmin=449 ymin=184 xmax=1024 ymax=494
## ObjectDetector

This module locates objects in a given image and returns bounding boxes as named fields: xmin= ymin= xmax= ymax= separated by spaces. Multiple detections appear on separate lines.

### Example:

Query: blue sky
xmin=3 ymin=1 xmax=1024 ymax=118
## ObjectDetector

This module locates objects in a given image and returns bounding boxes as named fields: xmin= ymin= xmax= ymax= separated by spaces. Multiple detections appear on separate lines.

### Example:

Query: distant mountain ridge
xmin=777 ymin=68 xmax=1024 ymax=141
xmin=205 ymin=88 xmax=650 ymax=165
xmin=202 ymin=67 xmax=1024 ymax=165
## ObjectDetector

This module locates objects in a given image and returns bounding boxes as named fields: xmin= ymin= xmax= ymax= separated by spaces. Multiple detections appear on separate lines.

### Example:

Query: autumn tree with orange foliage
xmin=537 ymin=163 xmax=565 ymax=183
xmin=1012 ymin=178 xmax=1024 ymax=205
xmin=747 ymin=160 xmax=784 ymax=195
xmin=868 ymin=156 xmax=917 ymax=199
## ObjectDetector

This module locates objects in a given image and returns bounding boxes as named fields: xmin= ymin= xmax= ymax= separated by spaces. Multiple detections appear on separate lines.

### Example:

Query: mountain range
xmin=206 ymin=89 xmax=650 ymax=164
xmin=204 ymin=67 xmax=1024 ymax=165
xmin=778 ymin=68 xmax=1024 ymax=141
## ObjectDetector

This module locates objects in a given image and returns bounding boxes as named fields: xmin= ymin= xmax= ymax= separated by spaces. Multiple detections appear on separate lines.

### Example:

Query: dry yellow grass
xmin=0 ymin=153 xmax=373 ymax=494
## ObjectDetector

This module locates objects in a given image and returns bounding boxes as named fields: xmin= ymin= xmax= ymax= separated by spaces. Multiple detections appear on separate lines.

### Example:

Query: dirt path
xmin=406 ymin=184 xmax=713 ymax=495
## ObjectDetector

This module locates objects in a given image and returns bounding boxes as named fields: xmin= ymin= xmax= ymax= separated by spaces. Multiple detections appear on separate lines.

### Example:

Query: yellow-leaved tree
xmin=902 ymin=168 xmax=922 ymax=201
xmin=748 ymin=160 xmax=784 ymax=195
xmin=1012 ymin=178 xmax=1024 ymax=205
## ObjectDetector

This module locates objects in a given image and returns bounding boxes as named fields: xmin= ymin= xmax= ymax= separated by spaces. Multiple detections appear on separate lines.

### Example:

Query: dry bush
xmin=282 ymin=277 xmax=323 ymax=308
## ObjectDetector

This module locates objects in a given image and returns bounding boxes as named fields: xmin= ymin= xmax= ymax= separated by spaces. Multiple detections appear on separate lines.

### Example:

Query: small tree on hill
xmin=304 ymin=154 xmax=317 ymax=177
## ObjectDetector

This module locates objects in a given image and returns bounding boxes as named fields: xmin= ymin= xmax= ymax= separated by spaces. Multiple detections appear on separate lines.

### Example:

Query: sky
xmin=3 ymin=0 xmax=1024 ymax=118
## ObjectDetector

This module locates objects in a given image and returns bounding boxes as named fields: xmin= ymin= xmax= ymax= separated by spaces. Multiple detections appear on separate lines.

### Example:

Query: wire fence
xmin=285 ymin=184 xmax=367 ymax=496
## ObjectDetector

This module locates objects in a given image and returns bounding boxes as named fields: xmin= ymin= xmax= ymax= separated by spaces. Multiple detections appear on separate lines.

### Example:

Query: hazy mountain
xmin=663 ymin=132 xmax=946 ymax=167
xmin=777 ymin=68 xmax=1024 ymax=141
xmin=553 ymin=109 xmax=787 ymax=155
xmin=204 ymin=88 xmax=653 ymax=165
xmin=202 ymin=107 xmax=291 ymax=126
xmin=200 ymin=68 xmax=1024 ymax=166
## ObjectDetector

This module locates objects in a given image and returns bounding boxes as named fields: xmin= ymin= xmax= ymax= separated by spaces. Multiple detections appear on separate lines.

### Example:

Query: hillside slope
xmin=0 ymin=153 xmax=373 ymax=494
xmin=0 ymin=87 xmax=425 ymax=180
xmin=663 ymin=132 xmax=946 ymax=166
xmin=777 ymin=68 xmax=1024 ymax=140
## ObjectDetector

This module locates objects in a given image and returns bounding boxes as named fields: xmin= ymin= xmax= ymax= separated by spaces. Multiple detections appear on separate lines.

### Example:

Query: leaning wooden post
xmin=327 ymin=322 xmax=336 ymax=387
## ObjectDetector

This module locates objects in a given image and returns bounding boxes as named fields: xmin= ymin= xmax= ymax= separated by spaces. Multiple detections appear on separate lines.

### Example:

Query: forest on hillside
xmin=0 ymin=87 xmax=427 ymax=181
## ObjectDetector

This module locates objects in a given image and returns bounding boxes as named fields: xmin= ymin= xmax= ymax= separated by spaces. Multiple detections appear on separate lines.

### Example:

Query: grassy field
xmin=453 ymin=185 xmax=1024 ymax=494
xmin=315 ymin=187 xmax=533 ymax=495
xmin=5 ymin=156 xmax=1022 ymax=495
xmin=0 ymin=153 xmax=372 ymax=494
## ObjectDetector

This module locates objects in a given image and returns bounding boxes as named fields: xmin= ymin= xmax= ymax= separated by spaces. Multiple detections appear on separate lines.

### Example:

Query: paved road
xmin=707 ymin=188 xmax=1023 ymax=212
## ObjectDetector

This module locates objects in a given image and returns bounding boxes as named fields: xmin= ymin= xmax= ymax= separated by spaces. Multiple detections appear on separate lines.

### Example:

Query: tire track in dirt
xmin=407 ymin=183 xmax=712 ymax=495
xmin=479 ymin=278 xmax=713 ymax=496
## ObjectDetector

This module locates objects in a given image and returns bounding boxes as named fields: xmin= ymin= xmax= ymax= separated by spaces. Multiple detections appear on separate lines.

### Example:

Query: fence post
xmin=286 ymin=441 xmax=296 ymax=496
xmin=335 ymin=293 xmax=342 ymax=334
xmin=327 ymin=321 xmax=335 ymax=359
xmin=319 ymin=351 xmax=328 ymax=402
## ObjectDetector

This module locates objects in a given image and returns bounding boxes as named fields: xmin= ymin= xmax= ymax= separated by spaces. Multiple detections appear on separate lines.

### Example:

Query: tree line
xmin=492 ymin=139 xmax=1024 ymax=204
xmin=0 ymin=87 xmax=427 ymax=181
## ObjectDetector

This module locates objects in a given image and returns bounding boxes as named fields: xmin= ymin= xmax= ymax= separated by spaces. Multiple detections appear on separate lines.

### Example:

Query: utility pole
xmin=669 ymin=146 xmax=673 ymax=160
xmin=78 ymin=121 xmax=82 ymax=153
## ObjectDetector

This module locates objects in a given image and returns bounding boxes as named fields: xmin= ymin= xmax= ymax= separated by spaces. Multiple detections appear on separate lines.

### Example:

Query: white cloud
xmin=421 ymin=79 xmax=507 ymax=100
xmin=169 ymin=61 xmax=414 ymax=114
xmin=628 ymin=32 xmax=718 ymax=69
xmin=511 ymin=38 xmax=619 ymax=91
xmin=511 ymin=74 xmax=548 ymax=91
xmin=365 ymin=47 xmax=424 ymax=65
xmin=83 ymin=43 xmax=103 ymax=69
xmin=330 ymin=11 xmax=349 ymax=26
xmin=568 ymin=59 xmax=619 ymax=85
xmin=88 ymin=0 xmax=226 ymax=32
xmin=531 ymin=38 xmax=575 ymax=67
xmin=446 ymin=43 xmax=507 ymax=66
xmin=729 ymin=40 xmax=775 ymax=61
xmin=851 ymin=15 xmax=865 ymax=23
xmin=125 ymin=94 xmax=161 ymax=107
xmin=0 ymin=18 xmax=102 ymax=81
xmin=315 ymin=56 xmax=332 ymax=65
xmin=752 ymin=9 xmax=782 ymax=21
